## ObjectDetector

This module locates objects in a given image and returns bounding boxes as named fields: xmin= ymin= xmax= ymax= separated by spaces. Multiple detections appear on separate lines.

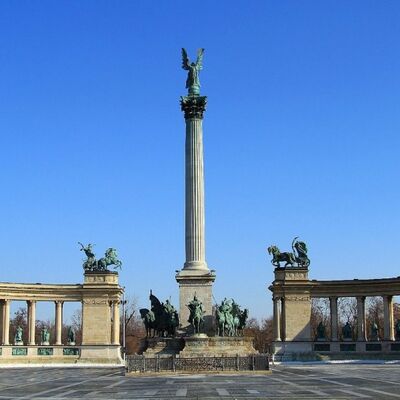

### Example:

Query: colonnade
xmin=0 ymin=299 xmax=121 ymax=346
xmin=273 ymin=294 xmax=397 ymax=342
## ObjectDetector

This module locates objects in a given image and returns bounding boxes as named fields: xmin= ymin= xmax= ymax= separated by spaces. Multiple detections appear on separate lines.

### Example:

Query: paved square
xmin=0 ymin=364 xmax=400 ymax=398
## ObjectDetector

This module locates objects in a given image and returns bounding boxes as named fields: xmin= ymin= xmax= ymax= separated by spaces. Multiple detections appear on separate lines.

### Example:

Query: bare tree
xmin=365 ymin=297 xmax=384 ymax=340
xmin=243 ymin=317 xmax=273 ymax=353
xmin=122 ymin=295 xmax=146 ymax=354
xmin=338 ymin=297 xmax=357 ymax=339
xmin=310 ymin=298 xmax=331 ymax=340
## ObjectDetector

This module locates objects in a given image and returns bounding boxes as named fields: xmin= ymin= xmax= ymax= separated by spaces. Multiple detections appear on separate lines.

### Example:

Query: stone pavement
xmin=0 ymin=364 xmax=400 ymax=398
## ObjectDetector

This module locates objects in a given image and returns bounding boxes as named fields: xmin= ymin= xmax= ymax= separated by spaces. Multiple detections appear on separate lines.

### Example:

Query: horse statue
xmin=187 ymin=295 xmax=204 ymax=334
xmin=97 ymin=248 xmax=122 ymax=271
xmin=267 ymin=237 xmax=310 ymax=268
xmin=216 ymin=298 xmax=236 ymax=337
xmin=139 ymin=308 xmax=156 ymax=337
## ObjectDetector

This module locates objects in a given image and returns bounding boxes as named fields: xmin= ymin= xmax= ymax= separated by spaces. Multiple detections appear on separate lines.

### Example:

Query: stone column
xmin=27 ymin=300 xmax=36 ymax=345
xmin=176 ymin=95 xmax=215 ymax=332
xmin=273 ymin=297 xmax=281 ymax=341
xmin=182 ymin=96 xmax=208 ymax=271
xmin=2 ymin=300 xmax=10 ymax=345
xmin=112 ymin=301 xmax=120 ymax=345
xmin=280 ymin=297 xmax=286 ymax=341
xmin=330 ymin=296 xmax=338 ymax=341
xmin=383 ymin=295 xmax=394 ymax=341
xmin=356 ymin=296 xmax=366 ymax=341
xmin=55 ymin=301 xmax=63 ymax=345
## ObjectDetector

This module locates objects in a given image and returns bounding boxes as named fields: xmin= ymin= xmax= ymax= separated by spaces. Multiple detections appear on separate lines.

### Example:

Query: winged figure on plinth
xmin=182 ymin=48 xmax=204 ymax=95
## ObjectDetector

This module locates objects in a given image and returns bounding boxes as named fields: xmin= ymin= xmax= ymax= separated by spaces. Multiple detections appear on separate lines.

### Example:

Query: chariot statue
xmin=267 ymin=237 xmax=310 ymax=268
xmin=181 ymin=48 xmax=204 ymax=96
xmin=79 ymin=242 xmax=122 ymax=272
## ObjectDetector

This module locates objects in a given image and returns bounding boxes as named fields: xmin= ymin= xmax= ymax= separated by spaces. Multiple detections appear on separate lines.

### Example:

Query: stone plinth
xmin=176 ymin=270 xmax=216 ymax=334
xmin=142 ymin=337 xmax=185 ymax=357
xmin=180 ymin=336 xmax=257 ymax=358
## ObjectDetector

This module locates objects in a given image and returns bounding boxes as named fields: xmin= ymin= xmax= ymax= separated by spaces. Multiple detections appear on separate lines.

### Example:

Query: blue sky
xmin=1 ymin=1 xmax=399 ymax=321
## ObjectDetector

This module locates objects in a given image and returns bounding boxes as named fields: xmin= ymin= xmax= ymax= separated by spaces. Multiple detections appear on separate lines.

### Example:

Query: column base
xmin=176 ymin=269 xmax=216 ymax=335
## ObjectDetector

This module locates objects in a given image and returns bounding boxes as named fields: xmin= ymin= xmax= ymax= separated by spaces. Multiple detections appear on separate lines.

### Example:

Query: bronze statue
xmin=342 ymin=321 xmax=353 ymax=340
xmin=267 ymin=237 xmax=310 ymax=268
xmin=216 ymin=298 xmax=248 ymax=337
xmin=140 ymin=291 xmax=179 ymax=337
xmin=79 ymin=243 xmax=122 ymax=272
xmin=181 ymin=48 xmax=204 ymax=96
xmin=187 ymin=294 xmax=205 ymax=334
xmin=67 ymin=326 xmax=76 ymax=345
xmin=316 ymin=322 xmax=326 ymax=340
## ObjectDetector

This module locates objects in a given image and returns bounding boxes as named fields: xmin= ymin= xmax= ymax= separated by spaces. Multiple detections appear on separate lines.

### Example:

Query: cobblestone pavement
xmin=0 ymin=364 xmax=400 ymax=398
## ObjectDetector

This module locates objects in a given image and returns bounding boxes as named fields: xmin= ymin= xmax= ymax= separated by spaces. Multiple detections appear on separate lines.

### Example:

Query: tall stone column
xmin=176 ymin=94 xmax=216 ymax=332
xmin=2 ymin=300 xmax=10 ymax=345
xmin=356 ymin=296 xmax=366 ymax=341
xmin=112 ymin=301 xmax=120 ymax=345
xmin=27 ymin=300 xmax=36 ymax=345
xmin=330 ymin=296 xmax=338 ymax=341
xmin=383 ymin=295 xmax=394 ymax=341
xmin=273 ymin=297 xmax=281 ymax=341
xmin=55 ymin=301 xmax=63 ymax=345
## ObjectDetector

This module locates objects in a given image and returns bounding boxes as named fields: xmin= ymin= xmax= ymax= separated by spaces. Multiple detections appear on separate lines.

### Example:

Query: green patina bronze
xmin=41 ymin=327 xmax=50 ymax=344
xmin=79 ymin=242 xmax=122 ymax=272
xmin=342 ymin=321 xmax=353 ymax=340
xmin=316 ymin=322 xmax=326 ymax=340
xmin=12 ymin=347 xmax=27 ymax=356
xmin=140 ymin=291 xmax=179 ymax=337
xmin=370 ymin=321 xmax=379 ymax=341
xmin=181 ymin=48 xmax=204 ymax=96
xmin=267 ymin=237 xmax=310 ymax=268
xmin=63 ymin=348 xmax=79 ymax=356
xmin=14 ymin=326 xmax=23 ymax=345
xmin=215 ymin=298 xmax=248 ymax=337
xmin=38 ymin=347 xmax=53 ymax=356
xmin=67 ymin=326 xmax=76 ymax=344
xmin=187 ymin=294 xmax=205 ymax=334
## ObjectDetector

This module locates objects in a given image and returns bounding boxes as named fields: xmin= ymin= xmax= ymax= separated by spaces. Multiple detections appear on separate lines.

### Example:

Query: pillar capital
xmin=180 ymin=95 xmax=207 ymax=119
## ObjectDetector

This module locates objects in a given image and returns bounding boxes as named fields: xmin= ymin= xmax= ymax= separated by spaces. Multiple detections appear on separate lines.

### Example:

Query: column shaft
xmin=383 ymin=295 xmax=394 ymax=341
xmin=28 ymin=300 xmax=36 ymax=345
xmin=184 ymin=117 xmax=207 ymax=270
xmin=55 ymin=301 xmax=63 ymax=345
xmin=330 ymin=297 xmax=338 ymax=341
xmin=280 ymin=298 xmax=286 ymax=341
xmin=273 ymin=297 xmax=281 ymax=341
xmin=356 ymin=296 xmax=366 ymax=341
xmin=2 ymin=300 xmax=10 ymax=345
xmin=112 ymin=301 xmax=120 ymax=345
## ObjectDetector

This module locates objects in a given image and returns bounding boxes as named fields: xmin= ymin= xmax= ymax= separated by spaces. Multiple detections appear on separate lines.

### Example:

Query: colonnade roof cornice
xmin=270 ymin=276 xmax=400 ymax=297
xmin=0 ymin=281 xmax=123 ymax=302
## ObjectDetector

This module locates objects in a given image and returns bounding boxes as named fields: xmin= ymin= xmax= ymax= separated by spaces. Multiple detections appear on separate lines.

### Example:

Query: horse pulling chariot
xmin=267 ymin=237 xmax=310 ymax=268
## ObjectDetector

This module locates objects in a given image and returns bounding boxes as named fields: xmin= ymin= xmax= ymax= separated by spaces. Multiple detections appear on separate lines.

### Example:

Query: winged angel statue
xmin=181 ymin=48 xmax=204 ymax=95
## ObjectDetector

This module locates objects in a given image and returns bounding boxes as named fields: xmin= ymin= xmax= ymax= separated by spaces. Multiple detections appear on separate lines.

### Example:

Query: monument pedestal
xmin=176 ymin=269 xmax=216 ymax=334
xmin=180 ymin=336 xmax=257 ymax=358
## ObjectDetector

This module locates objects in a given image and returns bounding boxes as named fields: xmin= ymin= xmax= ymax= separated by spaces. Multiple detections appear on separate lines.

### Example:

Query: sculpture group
xmin=215 ymin=298 xmax=248 ymax=337
xmin=79 ymin=242 xmax=122 ymax=272
xmin=140 ymin=291 xmax=179 ymax=337
xmin=268 ymin=237 xmax=310 ymax=268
